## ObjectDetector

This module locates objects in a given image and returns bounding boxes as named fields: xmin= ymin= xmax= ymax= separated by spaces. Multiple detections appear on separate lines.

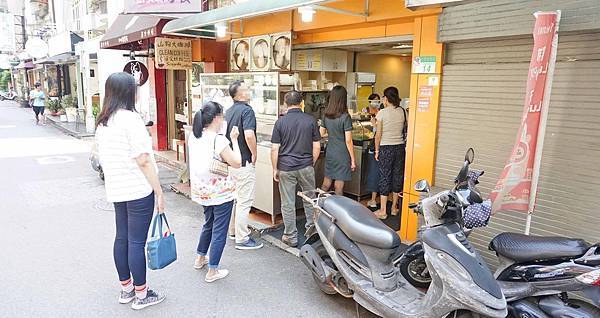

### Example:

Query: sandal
xmin=373 ymin=210 xmax=388 ymax=220
xmin=205 ymin=269 xmax=229 ymax=283
xmin=194 ymin=257 xmax=209 ymax=270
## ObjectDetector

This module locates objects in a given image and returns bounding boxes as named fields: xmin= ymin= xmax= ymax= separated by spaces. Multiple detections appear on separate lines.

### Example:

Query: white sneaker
xmin=367 ymin=200 xmax=377 ymax=208
xmin=205 ymin=269 xmax=229 ymax=283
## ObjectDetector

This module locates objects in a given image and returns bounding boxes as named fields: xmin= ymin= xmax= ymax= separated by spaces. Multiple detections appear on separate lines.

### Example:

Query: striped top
xmin=95 ymin=109 xmax=157 ymax=203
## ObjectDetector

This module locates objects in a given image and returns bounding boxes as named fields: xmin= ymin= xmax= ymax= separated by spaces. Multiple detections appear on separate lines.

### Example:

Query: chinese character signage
xmin=490 ymin=11 xmax=561 ymax=216
xmin=124 ymin=0 xmax=203 ymax=14
xmin=412 ymin=56 xmax=436 ymax=74
xmin=154 ymin=37 xmax=193 ymax=70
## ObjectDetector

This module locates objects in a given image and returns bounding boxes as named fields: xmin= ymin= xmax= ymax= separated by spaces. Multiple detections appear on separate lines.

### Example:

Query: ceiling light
xmin=298 ymin=6 xmax=316 ymax=23
xmin=215 ymin=23 xmax=227 ymax=38
xmin=393 ymin=44 xmax=413 ymax=49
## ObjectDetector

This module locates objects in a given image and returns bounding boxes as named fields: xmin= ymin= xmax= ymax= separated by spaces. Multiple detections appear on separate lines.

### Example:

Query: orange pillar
xmin=400 ymin=15 xmax=443 ymax=241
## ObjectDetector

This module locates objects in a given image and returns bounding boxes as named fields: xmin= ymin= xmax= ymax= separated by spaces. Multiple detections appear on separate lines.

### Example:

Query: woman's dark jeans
xmin=197 ymin=200 xmax=233 ymax=269
xmin=113 ymin=192 xmax=154 ymax=286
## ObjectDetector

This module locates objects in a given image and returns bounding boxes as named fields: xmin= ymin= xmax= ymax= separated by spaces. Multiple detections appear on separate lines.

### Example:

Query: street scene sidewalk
xmin=4 ymin=0 xmax=600 ymax=316
xmin=0 ymin=101 xmax=373 ymax=317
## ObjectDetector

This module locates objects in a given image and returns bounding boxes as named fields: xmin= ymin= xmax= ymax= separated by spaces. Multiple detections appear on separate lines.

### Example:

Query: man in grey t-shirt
xmin=271 ymin=90 xmax=321 ymax=247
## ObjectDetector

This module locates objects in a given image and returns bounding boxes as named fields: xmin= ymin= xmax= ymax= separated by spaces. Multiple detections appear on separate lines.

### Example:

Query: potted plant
xmin=61 ymin=95 xmax=78 ymax=122
xmin=46 ymin=98 xmax=62 ymax=116
xmin=92 ymin=102 xmax=100 ymax=120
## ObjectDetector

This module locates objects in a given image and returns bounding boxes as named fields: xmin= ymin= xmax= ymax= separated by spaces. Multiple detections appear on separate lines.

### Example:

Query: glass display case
xmin=198 ymin=72 xmax=280 ymax=122
xmin=351 ymin=114 xmax=375 ymax=144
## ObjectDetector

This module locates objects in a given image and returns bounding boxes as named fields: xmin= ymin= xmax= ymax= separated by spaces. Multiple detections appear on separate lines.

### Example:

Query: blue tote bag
xmin=147 ymin=213 xmax=177 ymax=270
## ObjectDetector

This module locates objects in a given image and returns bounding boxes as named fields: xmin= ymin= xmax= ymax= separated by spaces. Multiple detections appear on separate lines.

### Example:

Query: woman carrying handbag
xmin=95 ymin=72 xmax=166 ymax=310
xmin=188 ymin=101 xmax=242 ymax=282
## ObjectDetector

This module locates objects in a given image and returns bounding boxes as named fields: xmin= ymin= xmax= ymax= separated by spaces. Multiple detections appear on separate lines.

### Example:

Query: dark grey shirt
xmin=271 ymin=108 xmax=321 ymax=172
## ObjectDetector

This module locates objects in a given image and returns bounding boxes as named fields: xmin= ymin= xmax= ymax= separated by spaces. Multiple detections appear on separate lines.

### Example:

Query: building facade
xmin=434 ymin=0 xmax=600 ymax=264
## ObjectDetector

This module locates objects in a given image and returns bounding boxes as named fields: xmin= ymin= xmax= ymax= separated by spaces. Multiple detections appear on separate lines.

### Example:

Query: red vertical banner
xmin=490 ymin=11 xmax=561 ymax=217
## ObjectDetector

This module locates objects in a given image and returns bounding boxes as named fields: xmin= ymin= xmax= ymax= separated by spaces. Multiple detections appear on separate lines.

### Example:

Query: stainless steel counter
xmin=344 ymin=144 xmax=370 ymax=197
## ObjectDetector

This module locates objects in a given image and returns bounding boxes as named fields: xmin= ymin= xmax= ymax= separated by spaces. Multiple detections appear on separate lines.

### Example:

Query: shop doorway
xmin=349 ymin=41 xmax=413 ymax=232
xmin=293 ymin=38 xmax=413 ymax=231
xmin=166 ymin=70 xmax=190 ymax=155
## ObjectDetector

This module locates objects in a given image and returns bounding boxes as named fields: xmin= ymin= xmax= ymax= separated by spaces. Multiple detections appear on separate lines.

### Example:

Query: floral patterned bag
xmin=209 ymin=135 xmax=229 ymax=177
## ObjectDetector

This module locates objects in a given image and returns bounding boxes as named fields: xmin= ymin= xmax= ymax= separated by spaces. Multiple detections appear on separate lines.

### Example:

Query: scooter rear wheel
xmin=311 ymin=240 xmax=337 ymax=295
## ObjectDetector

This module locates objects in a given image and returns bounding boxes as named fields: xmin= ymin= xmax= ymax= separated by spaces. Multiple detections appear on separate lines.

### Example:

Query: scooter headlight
xmin=437 ymin=252 xmax=472 ymax=281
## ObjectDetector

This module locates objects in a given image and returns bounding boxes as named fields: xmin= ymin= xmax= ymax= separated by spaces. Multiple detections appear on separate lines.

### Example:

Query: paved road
xmin=0 ymin=101 xmax=375 ymax=317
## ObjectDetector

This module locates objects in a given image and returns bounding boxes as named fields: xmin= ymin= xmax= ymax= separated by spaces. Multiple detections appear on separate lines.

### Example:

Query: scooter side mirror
xmin=414 ymin=179 xmax=430 ymax=193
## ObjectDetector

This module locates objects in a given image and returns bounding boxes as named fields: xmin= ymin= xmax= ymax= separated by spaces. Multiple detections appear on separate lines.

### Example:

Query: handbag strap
xmin=212 ymin=134 xmax=220 ymax=160
xmin=151 ymin=213 xmax=172 ymax=238
xmin=400 ymin=106 xmax=408 ymax=143
xmin=151 ymin=213 xmax=162 ymax=238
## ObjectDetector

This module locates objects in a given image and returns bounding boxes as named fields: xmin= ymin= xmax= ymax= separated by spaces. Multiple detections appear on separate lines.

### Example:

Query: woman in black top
xmin=320 ymin=85 xmax=356 ymax=195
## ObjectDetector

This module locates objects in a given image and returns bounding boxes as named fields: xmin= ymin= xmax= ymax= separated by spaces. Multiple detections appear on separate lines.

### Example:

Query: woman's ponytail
xmin=192 ymin=109 xmax=203 ymax=138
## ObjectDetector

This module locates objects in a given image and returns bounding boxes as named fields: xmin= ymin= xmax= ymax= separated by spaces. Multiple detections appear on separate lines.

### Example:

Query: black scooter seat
xmin=320 ymin=195 xmax=401 ymax=249
xmin=489 ymin=232 xmax=589 ymax=263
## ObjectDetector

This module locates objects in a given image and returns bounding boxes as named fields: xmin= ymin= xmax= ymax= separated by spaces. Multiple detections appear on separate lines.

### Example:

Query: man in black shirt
xmin=271 ymin=91 xmax=321 ymax=247
xmin=225 ymin=80 xmax=263 ymax=250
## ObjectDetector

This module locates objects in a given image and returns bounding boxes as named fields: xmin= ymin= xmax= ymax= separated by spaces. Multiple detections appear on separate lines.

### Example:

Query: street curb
xmin=262 ymin=235 xmax=300 ymax=257
xmin=169 ymin=181 xmax=300 ymax=257
xmin=45 ymin=115 xmax=94 ymax=139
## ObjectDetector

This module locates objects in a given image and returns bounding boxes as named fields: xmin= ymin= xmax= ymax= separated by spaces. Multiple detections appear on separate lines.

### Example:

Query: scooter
xmin=298 ymin=148 xmax=507 ymax=318
xmin=0 ymin=89 xmax=17 ymax=101
xmin=397 ymin=172 xmax=600 ymax=317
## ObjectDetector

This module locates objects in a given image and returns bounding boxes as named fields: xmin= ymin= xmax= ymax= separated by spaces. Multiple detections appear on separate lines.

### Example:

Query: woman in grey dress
xmin=320 ymin=85 xmax=356 ymax=195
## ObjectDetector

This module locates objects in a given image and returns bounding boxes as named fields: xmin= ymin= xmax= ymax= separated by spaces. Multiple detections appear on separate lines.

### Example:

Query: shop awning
xmin=34 ymin=52 xmax=77 ymax=65
xmin=100 ymin=14 xmax=166 ymax=49
xmin=14 ymin=61 xmax=34 ymax=69
xmin=163 ymin=0 xmax=330 ymax=37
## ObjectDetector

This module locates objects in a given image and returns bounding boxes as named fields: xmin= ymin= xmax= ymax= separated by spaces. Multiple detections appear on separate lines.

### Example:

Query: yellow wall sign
xmin=155 ymin=37 xmax=193 ymax=70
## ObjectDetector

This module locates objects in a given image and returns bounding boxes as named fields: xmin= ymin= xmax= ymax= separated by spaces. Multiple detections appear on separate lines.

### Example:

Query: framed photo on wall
xmin=250 ymin=35 xmax=271 ymax=71
xmin=270 ymin=32 xmax=292 ymax=71
xmin=231 ymin=38 xmax=250 ymax=71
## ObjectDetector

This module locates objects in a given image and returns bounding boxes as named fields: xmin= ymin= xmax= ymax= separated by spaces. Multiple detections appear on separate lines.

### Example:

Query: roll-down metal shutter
xmin=434 ymin=33 xmax=600 ymax=266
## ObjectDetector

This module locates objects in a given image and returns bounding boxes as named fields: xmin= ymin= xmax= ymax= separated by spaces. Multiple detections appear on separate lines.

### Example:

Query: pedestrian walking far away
xmin=95 ymin=72 xmax=166 ymax=310
xmin=271 ymin=91 xmax=321 ymax=247
xmin=29 ymin=82 xmax=46 ymax=125
xmin=225 ymin=80 xmax=263 ymax=250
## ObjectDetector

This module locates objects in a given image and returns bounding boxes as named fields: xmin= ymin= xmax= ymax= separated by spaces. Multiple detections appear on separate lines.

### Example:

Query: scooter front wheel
xmin=399 ymin=255 xmax=432 ymax=289
xmin=311 ymin=240 xmax=337 ymax=295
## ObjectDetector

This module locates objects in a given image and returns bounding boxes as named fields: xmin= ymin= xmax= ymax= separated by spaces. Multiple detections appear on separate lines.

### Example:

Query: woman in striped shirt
xmin=95 ymin=72 xmax=165 ymax=310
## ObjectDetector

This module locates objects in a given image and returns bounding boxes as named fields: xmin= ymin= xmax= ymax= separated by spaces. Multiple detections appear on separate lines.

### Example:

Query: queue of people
xmin=95 ymin=72 xmax=406 ymax=310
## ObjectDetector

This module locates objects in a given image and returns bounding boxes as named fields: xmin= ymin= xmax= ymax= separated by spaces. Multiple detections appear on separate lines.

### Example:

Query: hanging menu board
xmin=154 ymin=37 xmax=193 ymax=70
